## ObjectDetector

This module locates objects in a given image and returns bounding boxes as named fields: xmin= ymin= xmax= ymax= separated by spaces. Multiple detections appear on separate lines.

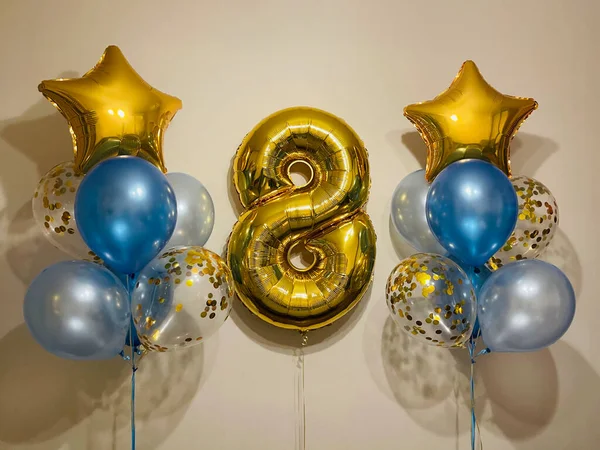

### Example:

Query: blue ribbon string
xmin=467 ymin=335 xmax=490 ymax=450
xmin=127 ymin=273 xmax=137 ymax=450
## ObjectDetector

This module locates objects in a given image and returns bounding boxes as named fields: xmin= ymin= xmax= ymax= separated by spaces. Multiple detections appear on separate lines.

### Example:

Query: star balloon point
xmin=404 ymin=60 xmax=537 ymax=181
xmin=38 ymin=45 xmax=182 ymax=174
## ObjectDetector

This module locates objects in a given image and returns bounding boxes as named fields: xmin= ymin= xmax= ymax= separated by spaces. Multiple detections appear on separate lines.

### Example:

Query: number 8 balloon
xmin=227 ymin=107 xmax=377 ymax=331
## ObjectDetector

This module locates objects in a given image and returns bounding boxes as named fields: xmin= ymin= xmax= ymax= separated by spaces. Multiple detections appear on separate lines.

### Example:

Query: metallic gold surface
xmin=404 ymin=61 xmax=537 ymax=181
xmin=38 ymin=46 xmax=182 ymax=174
xmin=228 ymin=107 xmax=376 ymax=331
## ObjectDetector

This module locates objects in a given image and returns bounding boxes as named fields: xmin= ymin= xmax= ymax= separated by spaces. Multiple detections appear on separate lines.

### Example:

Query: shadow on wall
xmin=363 ymin=310 xmax=600 ymax=450
xmin=387 ymin=130 xmax=559 ymax=178
xmin=0 ymin=324 xmax=205 ymax=450
xmin=0 ymin=92 xmax=208 ymax=449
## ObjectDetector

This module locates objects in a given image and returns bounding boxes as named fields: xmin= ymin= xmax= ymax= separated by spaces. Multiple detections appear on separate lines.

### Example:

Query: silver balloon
xmin=165 ymin=173 xmax=215 ymax=248
xmin=391 ymin=170 xmax=447 ymax=255
xmin=32 ymin=161 xmax=98 ymax=261
xmin=478 ymin=260 xmax=575 ymax=352
xmin=23 ymin=261 xmax=130 ymax=360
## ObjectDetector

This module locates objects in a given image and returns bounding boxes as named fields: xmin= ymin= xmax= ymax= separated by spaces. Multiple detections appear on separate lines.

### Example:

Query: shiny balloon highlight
xmin=165 ymin=172 xmax=215 ymax=249
xmin=390 ymin=169 xmax=447 ymax=254
xmin=24 ymin=261 xmax=130 ymax=360
xmin=426 ymin=159 xmax=518 ymax=267
xmin=75 ymin=156 xmax=177 ymax=275
xmin=478 ymin=260 xmax=575 ymax=352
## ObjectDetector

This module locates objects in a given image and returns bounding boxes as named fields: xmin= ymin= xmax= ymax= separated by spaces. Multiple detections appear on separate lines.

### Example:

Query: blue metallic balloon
xmin=165 ymin=172 xmax=215 ymax=248
xmin=24 ymin=261 xmax=130 ymax=360
xmin=478 ymin=260 xmax=575 ymax=352
xmin=391 ymin=170 xmax=447 ymax=254
xmin=426 ymin=160 xmax=518 ymax=267
xmin=75 ymin=156 xmax=177 ymax=274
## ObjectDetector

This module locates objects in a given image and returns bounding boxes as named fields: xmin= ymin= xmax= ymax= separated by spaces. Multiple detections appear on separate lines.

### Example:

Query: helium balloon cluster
xmin=25 ymin=46 xmax=229 ymax=362
xmin=387 ymin=60 xmax=574 ymax=353
xmin=387 ymin=60 xmax=575 ymax=449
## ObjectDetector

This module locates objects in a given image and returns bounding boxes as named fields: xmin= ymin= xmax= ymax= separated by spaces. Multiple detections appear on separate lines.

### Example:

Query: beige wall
xmin=1 ymin=0 xmax=599 ymax=449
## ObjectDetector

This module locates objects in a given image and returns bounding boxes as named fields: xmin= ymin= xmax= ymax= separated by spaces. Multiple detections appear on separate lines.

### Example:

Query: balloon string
xmin=127 ymin=274 xmax=137 ymax=450
xmin=467 ymin=338 xmax=489 ymax=450
xmin=294 ymin=331 xmax=308 ymax=450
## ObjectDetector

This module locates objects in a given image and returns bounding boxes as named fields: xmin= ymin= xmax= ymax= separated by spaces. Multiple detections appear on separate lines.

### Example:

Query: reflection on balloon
xmin=23 ymin=261 xmax=130 ymax=360
xmin=390 ymin=170 xmax=447 ymax=254
xmin=165 ymin=173 xmax=215 ymax=249
xmin=385 ymin=253 xmax=476 ymax=348
xmin=32 ymin=161 xmax=97 ymax=260
xmin=228 ymin=107 xmax=376 ymax=331
xmin=426 ymin=159 xmax=518 ymax=267
xmin=75 ymin=156 xmax=177 ymax=274
xmin=39 ymin=45 xmax=181 ymax=174
xmin=404 ymin=60 xmax=537 ymax=181
xmin=488 ymin=176 xmax=559 ymax=270
xmin=478 ymin=260 xmax=575 ymax=352
xmin=132 ymin=247 xmax=234 ymax=352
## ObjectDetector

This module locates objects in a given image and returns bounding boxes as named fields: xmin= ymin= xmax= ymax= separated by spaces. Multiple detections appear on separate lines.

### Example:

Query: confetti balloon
xmin=132 ymin=247 xmax=233 ymax=352
xmin=487 ymin=176 xmax=558 ymax=270
xmin=32 ymin=161 xmax=98 ymax=261
xmin=385 ymin=253 xmax=476 ymax=348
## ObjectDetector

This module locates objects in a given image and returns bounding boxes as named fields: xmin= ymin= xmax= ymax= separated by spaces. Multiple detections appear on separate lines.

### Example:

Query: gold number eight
xmin=227 ymin=107 xmax=376 ymax=331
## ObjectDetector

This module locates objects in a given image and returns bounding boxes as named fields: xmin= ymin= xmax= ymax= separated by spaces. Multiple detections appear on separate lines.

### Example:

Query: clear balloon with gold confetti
xmin=487 ymin=176 xmax=559 ymax=270
xmin=132 ymin=246 xmax=234 ymax=352
xmin=385 ymin=253 xmax=476 ymax=348
xmin=32 ymin=161 xmax=99 ymax=261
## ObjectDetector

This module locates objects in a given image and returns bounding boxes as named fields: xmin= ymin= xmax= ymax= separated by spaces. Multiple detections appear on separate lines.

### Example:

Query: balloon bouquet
xmin=24 ymin=46 xmax=233 ymax=448
xmin=387 ymin=61 xmax=575 ymax=448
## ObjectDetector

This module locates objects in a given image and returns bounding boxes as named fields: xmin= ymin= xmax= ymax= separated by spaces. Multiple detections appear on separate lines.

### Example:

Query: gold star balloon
xmin=404 ymin=61 xmax=537 ymax=181
xmin=39 ymin=45 xmax=182 ymax=174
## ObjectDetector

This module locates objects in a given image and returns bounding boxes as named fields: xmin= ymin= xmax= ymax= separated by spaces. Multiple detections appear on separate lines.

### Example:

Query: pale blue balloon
xmin=390 ymin=170 xmax=447 ymax=255
xmin=24 ymin=261 xmax=130 ymax=360
xmin=478 ymin=260 xmax=575 ymax=352
xmin=165 ymin=173 xmax=215 ymax=248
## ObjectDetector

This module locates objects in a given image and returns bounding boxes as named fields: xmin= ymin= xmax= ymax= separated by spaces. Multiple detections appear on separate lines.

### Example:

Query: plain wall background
xmin=1 ymin=0 xmax=598 ymax=449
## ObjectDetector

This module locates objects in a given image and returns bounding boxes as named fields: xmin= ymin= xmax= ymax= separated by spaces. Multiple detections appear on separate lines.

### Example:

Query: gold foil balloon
xmin=487 ymin=176 xmax=558 ymax=270
xmin=404 ymin=61 xmax=538 ymax=182
xmin=386 ymin=253 xmax=476 ymax=348
xmin=38 ymin=45 xmax=182 ymax=174
xmin=32 ymin=161 xmax=99 ymax=260
xmin=132 ymin=247 xmax=234 ymax=352
xmin=227 ymin=107 xmax=377 ymax=331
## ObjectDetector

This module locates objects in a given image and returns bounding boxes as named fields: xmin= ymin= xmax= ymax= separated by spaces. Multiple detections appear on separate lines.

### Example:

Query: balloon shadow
xmin=0 ymin=324 xmax=205 ymax=450
xmin=230 ymin=283 xmax=373 ymax=355
xmin=390 ymin=130 xmax=559 ymax=179
xmin=538 ymin=227 xmax=583 ymax=298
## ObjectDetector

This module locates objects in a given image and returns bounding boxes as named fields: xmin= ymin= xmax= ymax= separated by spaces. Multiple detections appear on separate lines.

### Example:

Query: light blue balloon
xmin=165 ymin=173 xmax=215 ymax=248
xmin=24 ymin=261 xmax=130 ymax=360
xmin=478 ymin=260 xmax=575 ymax=352
xmin=75 ymin=156 xmax=177 ymax=274
xmin=391 ymin=170 xmax=447 ymax=255
xmin=426 ymin=160 xmax=518 ymax=267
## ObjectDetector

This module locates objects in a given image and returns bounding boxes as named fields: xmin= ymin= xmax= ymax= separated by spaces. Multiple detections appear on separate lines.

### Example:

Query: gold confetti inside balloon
xmin=487 ymin=176 xmax=559 ymax=270
xmin=32 ymin=161 xmax=99 ymax=260
xmin=404 ymin=61 xmax=538 ymax=182
xmin=132 ymin=247 xmax=234 ymax=352
xmin=227 ymin=107 xmax=377 ymax=331
xmin=38 ymin=45 xmax=182 ymax=174
xmin=386 ymin=253 xmax=476 ymax=348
